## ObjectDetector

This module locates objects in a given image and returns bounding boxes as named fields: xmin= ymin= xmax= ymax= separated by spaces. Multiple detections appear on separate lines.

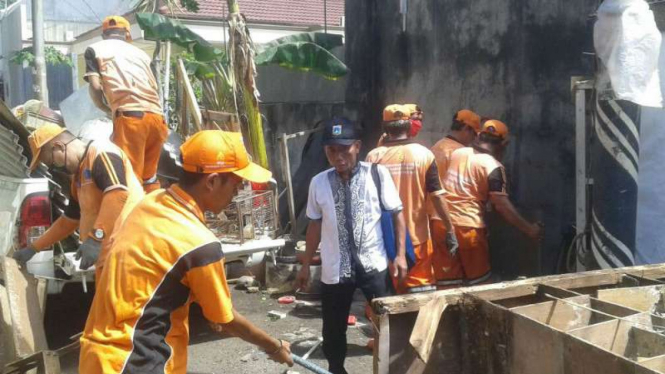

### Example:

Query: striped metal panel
xmin=590 ymin=98 xmax=641 ymax=269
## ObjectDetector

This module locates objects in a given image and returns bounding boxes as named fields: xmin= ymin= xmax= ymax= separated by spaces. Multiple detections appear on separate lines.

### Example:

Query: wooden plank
xmin=639 ymin=354 xmax=665 ymax=371
xmin=374 ymin=264 xmax=665 ymax=373
xmin=623 ymin=327 xmax=665 ymax=361
xmin=374 ymin=267 xmax=635 ymax=315
xmin=409 ymin=296 xmax=447 ymax=363
xmin=568 ymin=319 xmax=622 ymax=351
xmin=625 ymin=312 xmax=665 ymax=332
xmin=374 ymin=313 xmax=390 ymax=374
xmin=459 ymin=295 xmax=513 ymax=374
xmin=202 ymin=109 xmax=240 ymax=132
xmin=563 ymin=330 xmax=650 ymax=374
xmin=383 ymin=309 xmax=463 ymax=374
xmin=597 ymin=286 xmax=665 ymax=313
xmin=177 ymin=58 xmax=202 ymax=132
xmin=511 ymin=311 xmax=565 ymax=374
xmin=2 ymin=258 xmax=48 ymax=358
xmin=621 ymin=274 xmax=665 ymax=286
xmin=511 ymin=296 xmax=594 ymax=332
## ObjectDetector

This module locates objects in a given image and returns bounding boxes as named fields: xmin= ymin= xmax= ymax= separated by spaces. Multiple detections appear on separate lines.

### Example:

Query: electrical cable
xmin=79 ymin=0 xmax=101 ymax=23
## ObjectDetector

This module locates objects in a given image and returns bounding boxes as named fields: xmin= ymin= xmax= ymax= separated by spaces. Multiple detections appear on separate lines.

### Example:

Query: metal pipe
xmin=279 ymin=127 xmax=324 ymax=236
xmin=31 ymin=0 xmax=48 ymax=106
xmin=292 ymin=354 xmax=332 ymax=374
xmin=280 ymin=134 xmax=297 ymax=236
xmin=163 ymin=41 xmax=172 ymax=119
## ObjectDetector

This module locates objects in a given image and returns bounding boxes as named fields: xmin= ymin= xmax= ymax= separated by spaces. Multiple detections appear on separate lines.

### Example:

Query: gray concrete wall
xmin=346 ymin=0 xmax=597 ymax=278
xmin=260 ymin=102 xmax=351 ymax=235
xmin=256 ymin=46 xmax=346 ymax=104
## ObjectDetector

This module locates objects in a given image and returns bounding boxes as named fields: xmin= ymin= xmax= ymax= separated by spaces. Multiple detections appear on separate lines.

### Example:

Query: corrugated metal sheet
xmin=0 ymin=99 xmax=31 ymax=160
xmin=0 ymin=125 xmax=29 ymax=178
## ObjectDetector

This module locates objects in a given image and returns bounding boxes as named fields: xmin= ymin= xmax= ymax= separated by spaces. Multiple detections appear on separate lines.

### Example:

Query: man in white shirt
xmin=295 ymin=118 xmax=407 ymax=374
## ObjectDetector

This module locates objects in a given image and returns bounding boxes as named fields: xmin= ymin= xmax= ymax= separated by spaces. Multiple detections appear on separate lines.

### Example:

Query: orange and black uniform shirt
xmin=366 ymin=139 xmax=445 ymax=245
xmin=79 ymin=185 xmax=233 ymax=374
xmin=429 ymin=135 xmax=465 ymax=220
xmin=443 ymin=146 xmax=508 ymax=228
xmin=84 ymin=39 xmax=162 ymax=116
xmin=32 ymin=141 xmax=142 ymax=253
xmin=70 ymin=141 xmax=143 ymax=241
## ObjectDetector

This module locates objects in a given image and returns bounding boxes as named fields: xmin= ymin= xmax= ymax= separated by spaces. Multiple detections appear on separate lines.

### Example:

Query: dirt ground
xmin=49 ymin=282 xmax=374 ymax=374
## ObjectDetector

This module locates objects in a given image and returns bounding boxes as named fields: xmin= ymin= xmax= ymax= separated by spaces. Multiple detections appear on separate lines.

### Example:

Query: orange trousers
xmin=398 ymin=240 xmax=436 ymax=294
xmin=112 ymin=112 xmax=168 ymax=192
xmin=432 ymin=221 xmax=492 ymax=289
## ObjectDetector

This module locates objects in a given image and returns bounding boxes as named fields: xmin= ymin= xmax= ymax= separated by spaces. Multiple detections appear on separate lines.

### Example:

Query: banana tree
xmin=225 ymin=0 xmax=267 ymax=168
xmin=135 ymin=7 xmax=349 ymax=169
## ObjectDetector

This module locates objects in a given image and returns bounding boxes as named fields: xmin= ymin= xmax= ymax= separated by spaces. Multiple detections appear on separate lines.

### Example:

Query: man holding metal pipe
xmin=79 ymin=131 xmax=293 ymax=374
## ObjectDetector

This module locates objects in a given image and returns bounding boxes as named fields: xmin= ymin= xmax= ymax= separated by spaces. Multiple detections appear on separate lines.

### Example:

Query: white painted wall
xmin=636 ymin=32 xmax=665 ymax=264
xmin=1 ymin=2 xmax=27 ymax=106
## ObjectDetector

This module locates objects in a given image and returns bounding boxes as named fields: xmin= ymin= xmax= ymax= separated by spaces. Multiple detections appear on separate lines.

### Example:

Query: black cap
xmin=322 ymin=117 xmax=359 ymax=146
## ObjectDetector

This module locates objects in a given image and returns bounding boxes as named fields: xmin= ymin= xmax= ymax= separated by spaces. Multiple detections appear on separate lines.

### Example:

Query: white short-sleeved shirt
xmin=306 ymin=161 xmax=403 ymax=285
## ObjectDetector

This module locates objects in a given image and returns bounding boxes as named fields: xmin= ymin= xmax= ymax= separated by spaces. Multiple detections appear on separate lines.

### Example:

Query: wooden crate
xmin=372 ymin=264 xmax=665 ymax=374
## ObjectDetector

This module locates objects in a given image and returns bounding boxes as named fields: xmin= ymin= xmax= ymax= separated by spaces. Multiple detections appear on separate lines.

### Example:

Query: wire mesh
xmin=207 ymin=190 xmax=278 ymax=243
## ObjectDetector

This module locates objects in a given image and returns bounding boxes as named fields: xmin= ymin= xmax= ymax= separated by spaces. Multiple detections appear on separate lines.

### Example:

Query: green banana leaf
xmin=255 ymin=32 xmax=343 ymax=53
xmin=255 ymin=41 xmax=348 ymax=80
xmin=136 ymin=12 xmax=223 ymax=62
xmin=136 ymin=13 xmax=348 ymax=79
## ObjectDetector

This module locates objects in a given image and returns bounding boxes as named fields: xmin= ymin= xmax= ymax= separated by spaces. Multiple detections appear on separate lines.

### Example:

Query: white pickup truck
xmin=1 ymin=98 xmax=283 ymax=294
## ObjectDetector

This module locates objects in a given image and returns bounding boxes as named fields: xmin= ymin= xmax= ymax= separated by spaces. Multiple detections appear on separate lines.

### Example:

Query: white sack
xmin=594 ymin=0 xmax=662 ymax=108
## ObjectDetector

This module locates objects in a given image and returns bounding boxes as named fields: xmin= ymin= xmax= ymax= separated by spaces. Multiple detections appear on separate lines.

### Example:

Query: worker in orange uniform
xmin=430 ymin=109 xmax=482 ymax=289
xmin=377 ymin=103 xmax=424 ymax=146
xmin=439 ymin=120 xmax=544 ymax=286
xmin=367 ymin=104 xmax=458 ymax=293
xmin=84 ymin=16 xmax=168 ymax=193
xmin=79 ymin=131 xmax=293 ymax=374
xmin=12 ymin=124 xmax=143 ymax=280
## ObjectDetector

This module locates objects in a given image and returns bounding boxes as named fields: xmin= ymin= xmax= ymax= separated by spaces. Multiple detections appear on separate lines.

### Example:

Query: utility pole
xmin=323 ymin=0 xmax=327 ymax=33
xmin=31 ymin=0 xmax=48 ymax=106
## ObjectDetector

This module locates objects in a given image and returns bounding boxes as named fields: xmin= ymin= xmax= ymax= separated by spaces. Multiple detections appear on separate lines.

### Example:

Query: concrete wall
xmin=257 ymin=46 xmax=346 ymax=104
xmin=260 ymin=102 xmax=348 ymax=234
xmin=346 ymin=0 xmax=597 ymax=278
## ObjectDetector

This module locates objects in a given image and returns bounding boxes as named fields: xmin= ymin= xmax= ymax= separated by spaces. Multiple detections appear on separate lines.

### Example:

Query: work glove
xmin=446 ymin=231 xmax=459 ymax=257
xmin=75 ymin=239 xmax=102 ymax=270
xmin=12 ymin=247 xmax=37 ymax=266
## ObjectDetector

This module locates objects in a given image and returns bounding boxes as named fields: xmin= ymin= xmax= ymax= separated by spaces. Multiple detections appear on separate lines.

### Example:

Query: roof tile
xmin=170 ymin=0 xmax=344 ymax=27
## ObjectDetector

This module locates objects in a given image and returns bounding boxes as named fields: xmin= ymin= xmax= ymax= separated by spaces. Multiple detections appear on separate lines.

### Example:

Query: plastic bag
xmin=594 ymin=0 xmax=662 ymax=108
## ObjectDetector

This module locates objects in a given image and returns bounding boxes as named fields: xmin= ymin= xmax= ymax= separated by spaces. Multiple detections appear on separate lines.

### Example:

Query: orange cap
xmin=481 ymin=119 xmax=509 ymax=140
xmin=28 ymin=123 xmax=66 ymax=171
xmin=383 ymin=104 xmax=410 ymax=122
xmin=454 ymin=109 xmax=481 ymax=133
xmin=102 ymin=16 xmax=131 ymax=33
xmin=180 ymin=130 xmax=272 ymax=183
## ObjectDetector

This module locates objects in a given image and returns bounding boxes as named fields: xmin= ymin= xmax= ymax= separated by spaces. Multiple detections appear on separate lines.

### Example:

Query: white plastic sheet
xmin=594 ymin=0 xmax=662 ymax=108
xmin=59 ymin=84 xmax=109 ymax=136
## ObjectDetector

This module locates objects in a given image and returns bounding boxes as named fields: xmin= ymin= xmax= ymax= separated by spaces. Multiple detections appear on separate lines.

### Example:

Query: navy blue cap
xmin=322 ymin=117 xmax=359 ymax=146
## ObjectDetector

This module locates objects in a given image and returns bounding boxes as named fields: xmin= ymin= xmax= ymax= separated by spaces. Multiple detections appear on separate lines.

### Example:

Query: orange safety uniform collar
xmin=166 ymin=185 xmax=206 ymax=224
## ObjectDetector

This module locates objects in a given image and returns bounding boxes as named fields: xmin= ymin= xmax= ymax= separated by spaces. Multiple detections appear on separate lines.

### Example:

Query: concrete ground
xmin=48 ymin=282 xmax=374 ymax=374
